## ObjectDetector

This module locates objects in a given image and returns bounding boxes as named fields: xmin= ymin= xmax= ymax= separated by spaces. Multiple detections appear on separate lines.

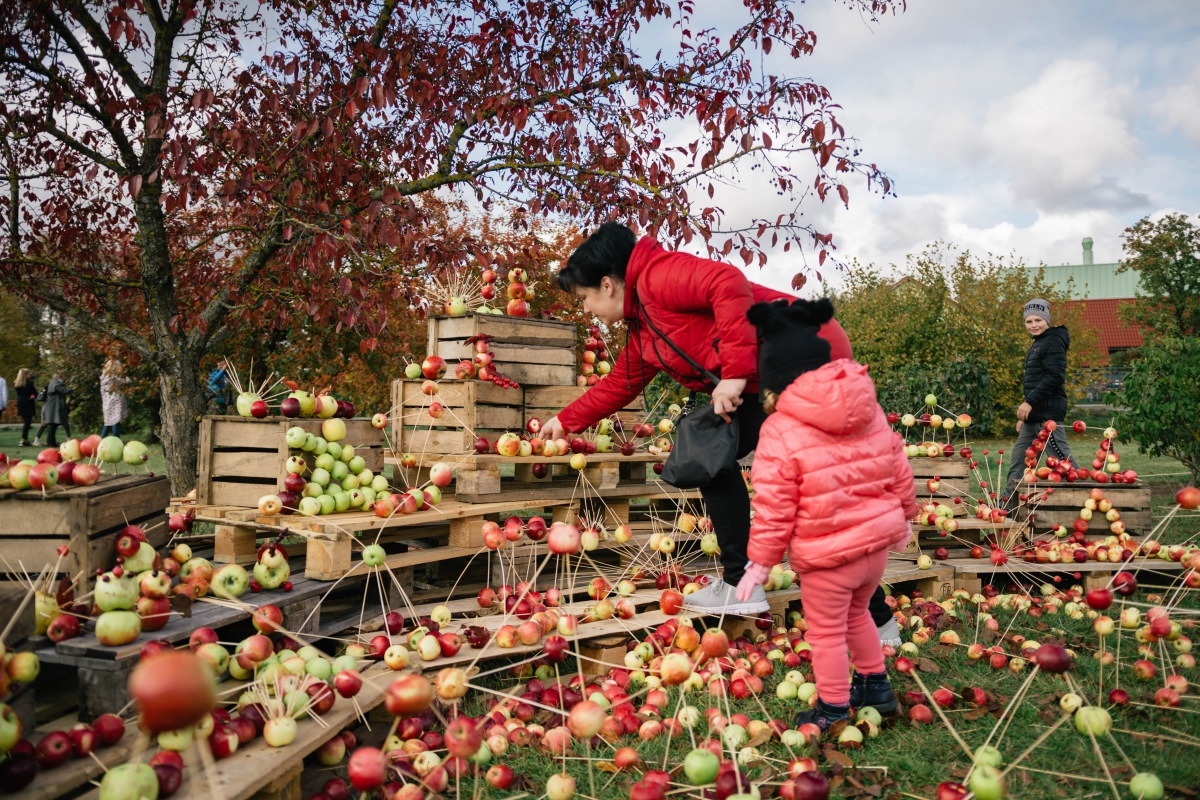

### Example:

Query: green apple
xmin=968 ymin=765 xmax=1005 ymax=800
xmin=210 ymin=564 xmax=250 ymax=599
xmin=99 ymin=763 xmax=159 ymax=800
xmin=683 ymin=747 xmax=720 ymax=785
xmin=1128 ymin=772 xmax=1164 ymax=800
xmin=285 ymin=426 xmax=308 ymax=449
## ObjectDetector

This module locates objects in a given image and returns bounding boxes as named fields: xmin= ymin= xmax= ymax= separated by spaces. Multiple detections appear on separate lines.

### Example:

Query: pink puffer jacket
xmin=747 ymin=359 xmax=918 ymax=573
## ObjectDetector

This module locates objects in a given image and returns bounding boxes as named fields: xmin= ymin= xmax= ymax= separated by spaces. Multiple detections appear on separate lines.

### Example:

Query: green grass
xmin=443 ymin=599 xmax=1200 ymax=800
xmin=0 ymin=423 xmax=170 ymax=477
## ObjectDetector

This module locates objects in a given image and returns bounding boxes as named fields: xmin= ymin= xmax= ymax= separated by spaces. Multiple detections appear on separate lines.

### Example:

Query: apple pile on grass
xmin=577 ymin=323 xmax=613 ymax=386
xmin=257 ymin=418 xmax=429 ymax=519
xmin=0 ymin=434 xmax=150 ymax=491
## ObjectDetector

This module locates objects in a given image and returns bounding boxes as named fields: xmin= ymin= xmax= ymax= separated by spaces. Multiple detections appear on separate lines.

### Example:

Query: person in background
xmin=538 ymin=222 xmax=853 ymax=615
xmin=736 ymin=297 xmax=917 ymax=730
xmin=34 ymin=374 xmax=71 ymax=447
xmin=100 ymin=358 xmax=129 ymax=438
xmin=1002 ymin=299 xmax=1075 ymax=509
xmin=207 ymin=359 xmax=232 ymax=415
xmin=14 ymin=368 xmax=37 ymax=447
xmin=0 ymin=374 xmax=8 ymax=421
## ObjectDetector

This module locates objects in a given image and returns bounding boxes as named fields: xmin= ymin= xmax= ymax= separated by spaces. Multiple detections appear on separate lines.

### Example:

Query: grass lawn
xmin=0 ymin=423 xmax=170 ymax=478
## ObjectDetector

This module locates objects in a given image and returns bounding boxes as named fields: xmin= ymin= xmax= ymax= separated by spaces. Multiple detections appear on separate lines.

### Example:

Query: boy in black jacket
xmin=1003 ymin=299 xmax=1075 ymax=509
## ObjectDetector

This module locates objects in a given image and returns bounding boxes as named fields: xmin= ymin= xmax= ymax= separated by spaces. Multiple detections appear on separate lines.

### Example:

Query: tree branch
xmin=187 ymin=215 xmax=286 ymax=351
xmin=21 ymin=285 xmax=153 ymax=357
xmin=59 ymin=0 xmax=152 ymax=99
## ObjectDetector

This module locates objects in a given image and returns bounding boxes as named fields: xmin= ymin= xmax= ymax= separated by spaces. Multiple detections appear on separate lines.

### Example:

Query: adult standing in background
xmin=100 ymin=358 xmax=128 ymax=438
xmin=207 ymin=359 xmax=232 ymax=415
xmin=34 ymin=374 xmax=71 ymax=447
xmin=0 ymin=374 xmax=8 ymax=422
xmin=1002 ymin=299 xmax=1076 ymax=509
xmin=14 ymin=368 xmax=37 ymax=447
xmin=539 ymin=222 xmax=853 ymax=615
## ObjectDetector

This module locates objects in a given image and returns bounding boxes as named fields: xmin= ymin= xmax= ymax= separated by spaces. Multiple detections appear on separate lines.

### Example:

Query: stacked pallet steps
xmin=945 ymin=554 xmax=1185 ymax=594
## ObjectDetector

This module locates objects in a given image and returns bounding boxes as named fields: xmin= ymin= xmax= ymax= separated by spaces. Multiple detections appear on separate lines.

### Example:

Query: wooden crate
xmin=391 ymin=379 xmax=523 ymax=456
xmin=197 ymin=416 xmax=386 ymax=508
xmin=1020 ymin=482 xmax=1152 ymax=535
xmin=0 ymin=474 xmax=170 ymax=591
xmin=908 ymin=456 xmax=975 ymax=501
xmin=524 ymin=385 xmax=647 ymax=432
xmin=428 ymin=313 xmax=577 ymax=386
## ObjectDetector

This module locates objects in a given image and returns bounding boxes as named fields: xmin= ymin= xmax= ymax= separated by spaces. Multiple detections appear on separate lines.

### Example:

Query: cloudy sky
xmin=698 ymin=1 xmax=1200 ymax=293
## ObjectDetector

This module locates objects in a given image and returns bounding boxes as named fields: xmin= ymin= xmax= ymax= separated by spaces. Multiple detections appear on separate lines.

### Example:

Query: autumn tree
xmin=1117 ymin=212 xmax=1200 ymax=338
xmin=832 ymin=244 xmax=1102 ymax=435
xmin=0 ymin=0 xmax=899 ymax=493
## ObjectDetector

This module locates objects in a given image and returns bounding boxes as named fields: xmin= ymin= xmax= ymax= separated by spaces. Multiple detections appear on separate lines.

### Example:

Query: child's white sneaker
xmin=682 ymin=577 xmax=770 ymax=615
xmin=876 ymin=617 xmax=902 ymax=647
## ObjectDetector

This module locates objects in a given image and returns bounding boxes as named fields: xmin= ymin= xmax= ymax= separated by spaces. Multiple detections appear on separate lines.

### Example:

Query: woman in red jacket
xmin=735 ymin=298 xmax=917 ymax=730
xmin=540 ymin=223 xmax=852 ymax=615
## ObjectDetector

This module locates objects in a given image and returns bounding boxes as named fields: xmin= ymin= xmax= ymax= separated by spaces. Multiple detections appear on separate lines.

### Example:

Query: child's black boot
xmin=849 ymin=671 xmax=898 ymax=715
xmin=793 ymin=698 xmax=850 ymax=732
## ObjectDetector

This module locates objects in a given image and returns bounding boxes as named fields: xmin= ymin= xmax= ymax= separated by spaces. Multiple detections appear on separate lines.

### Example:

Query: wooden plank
xmin=209 ymin=449 xmax=283 ymax=478
xmin=431 ymin=313 xmax=577 ymax=348
xmin=1026 ymin=484 xmax=1150 ymax=507
xmin=208 ymin=479 xmax=277 ymax=509
xmin=435 ymin=341 xmax=577 ymax=366
xmin=46 ymin=564 xmax=329 ymax=662
xmin=1028 ymin=508 xmax=1153 ymax=531
xmin=13 ymin=713 xmax=139 ymax=800
xmin=503 ymin=362 xmax=576 ymax=386
xmin=214 ymin=525 xmax=259 ymax=565
xmin=906 ymin=458 xmax=971 ymax=478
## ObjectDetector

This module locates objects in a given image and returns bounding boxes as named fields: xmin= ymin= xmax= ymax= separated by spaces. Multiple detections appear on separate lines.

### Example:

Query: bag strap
xmin=639 ymin=310 xmax=721 ymax=385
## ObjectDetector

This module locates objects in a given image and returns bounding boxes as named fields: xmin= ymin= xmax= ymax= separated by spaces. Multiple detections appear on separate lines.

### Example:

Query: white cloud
xmin=1154 ymin=68 xmax=1200 ymax=143
xmin=983 ymin=59 xmax=1146 ymax=212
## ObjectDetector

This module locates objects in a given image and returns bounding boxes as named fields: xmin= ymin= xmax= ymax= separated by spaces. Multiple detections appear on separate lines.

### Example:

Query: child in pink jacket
xmin=735 ymin=298 xmax=918 ymax=731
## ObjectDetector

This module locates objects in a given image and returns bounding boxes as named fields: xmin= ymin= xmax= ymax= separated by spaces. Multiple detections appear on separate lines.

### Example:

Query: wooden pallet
xmin=897 ymin=518 xmax=1018 ymax=556
xmin=36 ymin=560 xmax=329 ymax=719
xmin=427 ymin=312 xmax=578 ymax=387
xmin=945 ymin=555 xmax=1186 ymax=594
xmin=69 ymin=606 xmax=705 ymax=800
xmin=394 ymin=452 xmax=663 ymax=503
xmin=1019 ymin=482 xmax=1152 ymax=535
xmin=0 ymin=474 xmax=170 ymax=592
xmin=11 ymin=711 xmax=140 ymax=800
xmin=196 ymin=415 xmax=386 ymax=508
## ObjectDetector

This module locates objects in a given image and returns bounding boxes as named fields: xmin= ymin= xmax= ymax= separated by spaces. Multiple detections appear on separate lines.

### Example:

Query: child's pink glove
xmin=735 ymin=562 xmax=773 ymax=602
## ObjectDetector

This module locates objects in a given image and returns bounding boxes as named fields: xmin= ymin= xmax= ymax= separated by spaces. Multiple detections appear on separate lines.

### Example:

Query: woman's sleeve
xmin=557 ymin=341 xmax=659 ymax=433
xmin=659 ymin=260 xmax=758 ymax=381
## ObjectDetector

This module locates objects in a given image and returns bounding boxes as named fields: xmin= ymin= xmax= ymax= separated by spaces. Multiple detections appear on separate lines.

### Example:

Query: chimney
xmin=1082 ymin=237 xmax=1094 ymax=266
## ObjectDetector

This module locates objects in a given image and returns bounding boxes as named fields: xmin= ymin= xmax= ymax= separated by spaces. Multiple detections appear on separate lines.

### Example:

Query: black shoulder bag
xmin=639 ymin=313 xmax=740 ymax=489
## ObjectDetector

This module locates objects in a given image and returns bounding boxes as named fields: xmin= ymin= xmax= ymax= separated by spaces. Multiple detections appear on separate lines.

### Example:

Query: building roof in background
xmin=1029 ymin=263 xmax=1141 ymax=300
xmin=1061 ymin=298 xmax=1145 ymax=351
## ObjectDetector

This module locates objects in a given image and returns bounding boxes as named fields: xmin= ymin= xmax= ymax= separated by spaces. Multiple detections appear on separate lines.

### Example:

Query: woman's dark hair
xmin=556 ymin=222 xmax=637 ymax=292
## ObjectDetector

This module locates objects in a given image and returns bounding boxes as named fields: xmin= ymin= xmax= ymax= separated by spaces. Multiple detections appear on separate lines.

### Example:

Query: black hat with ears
xmin=747 ymin=297 xmax=834 ymax=395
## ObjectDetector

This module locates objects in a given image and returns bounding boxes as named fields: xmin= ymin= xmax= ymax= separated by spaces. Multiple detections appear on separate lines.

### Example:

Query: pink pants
xmin=799 ymin=548 xmax=889 ymax=706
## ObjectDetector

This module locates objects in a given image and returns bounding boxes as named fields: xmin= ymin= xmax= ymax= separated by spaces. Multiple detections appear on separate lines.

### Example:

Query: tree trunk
xmin=157 ymin=353 xmax=208 ymax=497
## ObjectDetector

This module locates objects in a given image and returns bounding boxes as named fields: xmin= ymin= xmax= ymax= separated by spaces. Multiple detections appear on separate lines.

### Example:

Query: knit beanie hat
xmin=1023 ymin=298 xmax=1051 ymax=325
xmin=747 ymin=297 xmax=834 ymax=395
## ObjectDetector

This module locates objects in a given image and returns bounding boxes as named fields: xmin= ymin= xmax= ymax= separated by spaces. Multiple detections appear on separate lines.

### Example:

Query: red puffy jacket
xmin=557 ymin=237 xmax=853 ymax=432
xmin=747 ymin=359 xmax=918 ymax=573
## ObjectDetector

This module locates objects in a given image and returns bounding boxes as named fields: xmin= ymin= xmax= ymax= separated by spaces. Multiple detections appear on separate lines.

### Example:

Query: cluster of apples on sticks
xmin=577 ymin=323 xmax=613 ymax=386
xmin=254 ymin=407 xmax=453 ymax=520
xmin=426 ymin=263 xmax=538 ymax=318
xmin=403 ymin=335 xmax=521 ymax=390
xmin=887 ymin=393 xmax=974 ymax=459
xmin=0 ymin=433 xmax=152 ymax=492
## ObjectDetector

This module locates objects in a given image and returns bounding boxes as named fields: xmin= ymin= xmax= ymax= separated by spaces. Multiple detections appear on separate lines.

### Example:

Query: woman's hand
xmin=540 ymin=416 xmax=565 ymax=441
xmin=710 ymin=378 xmax=747 ymax=421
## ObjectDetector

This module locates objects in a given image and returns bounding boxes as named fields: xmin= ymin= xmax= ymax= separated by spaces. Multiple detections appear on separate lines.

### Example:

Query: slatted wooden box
xmin=428 ymin=313 xmax=578 ymax=386
xmin=196 ymin=416 xmax=386 ymax=508
xmin=0 ymin=474 xmax=170 ymax=591
xmin=1021 ymin=482 xmax=1152 ymax=535
xmin=391 ymin=380 xmax=524 ymax=457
